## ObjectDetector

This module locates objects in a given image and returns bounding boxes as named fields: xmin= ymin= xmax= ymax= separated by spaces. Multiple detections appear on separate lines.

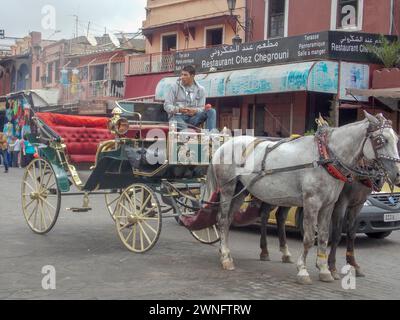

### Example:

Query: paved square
xmin=1 ymin=169 xmax=399 ymax=299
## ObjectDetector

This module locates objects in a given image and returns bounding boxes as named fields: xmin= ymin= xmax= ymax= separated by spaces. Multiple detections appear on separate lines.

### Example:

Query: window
xmin=47 ymin=62 xmax=53 ymax=84
xmin=161 ymin=34 xmax=177 ymax=52
xmin=93 ymin=65 xmax=105 ymax=81
xmin=206 ymin=27 xmax=223 ymax=47
xmin=35 ymin=66 xmax=40 ymax=82
xmin=268 ymin=0 xmax=285 ymax=38
xmin=332 ymin=0 xmax=363 ymax=30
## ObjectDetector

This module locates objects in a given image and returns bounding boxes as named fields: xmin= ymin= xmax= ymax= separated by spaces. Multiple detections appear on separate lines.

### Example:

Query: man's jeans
xmin=0 ymin=149 xmax=9 ymax=171
xmin=170 ymin=109 xmax=217 ymax=130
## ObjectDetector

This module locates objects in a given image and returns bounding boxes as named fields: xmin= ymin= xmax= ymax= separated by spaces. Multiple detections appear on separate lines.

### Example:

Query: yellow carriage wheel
xmin=21 ymin=158 xmax=61 ymax=234
xmin=191 ymin=225 xmax=220 ymax=245
xmin=104 ymin=190 xmax=122 ymax=221
xmin=178 ymin=191 xmax=220 ymax=245
xmin=115 ymin=184 xmax=162 ymax=253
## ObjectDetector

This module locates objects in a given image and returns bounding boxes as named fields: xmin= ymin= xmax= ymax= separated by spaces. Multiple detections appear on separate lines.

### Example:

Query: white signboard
xmin=339 ymin=62 xmax=369 ymax=101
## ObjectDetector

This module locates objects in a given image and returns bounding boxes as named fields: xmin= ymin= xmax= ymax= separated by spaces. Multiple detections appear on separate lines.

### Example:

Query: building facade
xmin=134 ymin=0 xmax=400 ymax=135
xmin=125 ymin=0 xmax=265 ymax=98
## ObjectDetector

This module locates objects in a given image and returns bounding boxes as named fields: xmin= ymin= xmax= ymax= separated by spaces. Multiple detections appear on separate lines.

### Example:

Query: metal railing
xmin=127 ymin=51 xmax=175 ymax=75
xmin=61 ymin=79 xmax=125 ymax=103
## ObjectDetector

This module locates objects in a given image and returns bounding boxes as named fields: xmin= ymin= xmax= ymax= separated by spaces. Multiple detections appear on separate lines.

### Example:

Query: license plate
xmin=384 ymin=213 xmax=400 ymax=222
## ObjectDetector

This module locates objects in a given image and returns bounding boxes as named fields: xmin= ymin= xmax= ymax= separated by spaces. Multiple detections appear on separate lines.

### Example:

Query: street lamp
xmin=226 ymin=0 xmax=243 ymax=45
xmin=227 ymin=0 xmax=237 ymax=15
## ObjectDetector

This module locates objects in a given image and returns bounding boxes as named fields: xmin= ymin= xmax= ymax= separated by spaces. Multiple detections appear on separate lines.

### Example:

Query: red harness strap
xmin=316 ymin=132 xmax=351 ymax=183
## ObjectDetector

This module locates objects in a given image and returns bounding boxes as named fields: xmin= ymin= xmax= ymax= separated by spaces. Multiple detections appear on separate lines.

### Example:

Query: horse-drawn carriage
xmin=21 ymin=101 xmax=400 ymax=284
xmin=21 ymin=102 xmax=227 ymax=252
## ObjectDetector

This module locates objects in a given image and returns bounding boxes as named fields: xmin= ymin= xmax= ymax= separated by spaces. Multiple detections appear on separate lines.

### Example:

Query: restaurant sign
xmin=175 ymin=31 xmax=396 ymax=74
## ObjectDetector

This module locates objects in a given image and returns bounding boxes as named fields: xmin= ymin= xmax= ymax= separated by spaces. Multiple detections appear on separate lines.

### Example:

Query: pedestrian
xmin=0 ymin=132 xmax=9 ymax=173
xmin=22 ymin=135 xmax=35 ymax=167
xmin=9 ymin=136 xmax=21 ymax=168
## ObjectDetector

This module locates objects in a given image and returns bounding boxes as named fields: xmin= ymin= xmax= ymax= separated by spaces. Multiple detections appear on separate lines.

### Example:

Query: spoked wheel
xmin=191 ymin=225 xmax=220 ymax=245
xmin=177 ymin=190 xmax=220 ymax=245
xmin=115 ymin=184 xmax=162 ymax=253
xmin=105 ymin=190 xmax=122 ymax=221
xmin=21 ymin=158 xmax=61 ymax=234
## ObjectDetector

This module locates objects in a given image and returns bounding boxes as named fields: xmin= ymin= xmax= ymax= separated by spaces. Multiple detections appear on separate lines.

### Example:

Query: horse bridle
xmin=318 ymin=119 xmax=400 ymax=187
xmin=365 ymin=120 xmax=400 ymax=164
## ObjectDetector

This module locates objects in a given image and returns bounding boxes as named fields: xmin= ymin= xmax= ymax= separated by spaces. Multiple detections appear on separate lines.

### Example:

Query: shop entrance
xmin=248 ymin=104 xmax=266 ymax=137
xmin=339 ymin=108 xmax=358 ymax=126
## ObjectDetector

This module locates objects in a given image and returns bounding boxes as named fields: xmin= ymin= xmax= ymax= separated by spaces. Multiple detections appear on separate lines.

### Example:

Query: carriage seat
xmin=36 ymin=112 xmax=114 ymax=164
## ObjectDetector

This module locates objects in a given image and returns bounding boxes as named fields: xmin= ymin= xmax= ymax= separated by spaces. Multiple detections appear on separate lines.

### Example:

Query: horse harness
xmin=201 ymin=120 xmax=399 ymax=206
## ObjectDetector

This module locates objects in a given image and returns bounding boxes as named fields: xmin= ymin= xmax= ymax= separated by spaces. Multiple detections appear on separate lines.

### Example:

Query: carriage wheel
xmin=191 ymin=225 xmax=220 ymax=245
xmin=115 ymin=184 xmax=162 ymax=253
xmin=21 ymin=158 xmax=61 ymax=234
xmin=105 ymin=190 xmax=122 ymax=221
xmin=178 ymin=191 xmax=220 ymax=245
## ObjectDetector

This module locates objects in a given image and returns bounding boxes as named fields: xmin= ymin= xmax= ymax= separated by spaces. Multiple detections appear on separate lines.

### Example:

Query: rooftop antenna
xmin=73 ymin=15 xmax=79 ymax=38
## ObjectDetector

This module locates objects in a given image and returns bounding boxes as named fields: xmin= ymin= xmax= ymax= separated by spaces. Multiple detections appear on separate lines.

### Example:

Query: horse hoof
xmin=297 ymin=275 xmax=312 ymax=285
xmin=319 ymin=272 xmax=335 ymax=283
xmin=282 ymin=255 xmax=294 ymax=264
xmin=260 ymin=254 xmax=271 ymax=262
xmin=222 ymin=259 xmax=235 ymax=271
xmin=356 ymin=268 xmax=366 ymax=278
xmin=330 ymin=270 xmax=341 ymax=280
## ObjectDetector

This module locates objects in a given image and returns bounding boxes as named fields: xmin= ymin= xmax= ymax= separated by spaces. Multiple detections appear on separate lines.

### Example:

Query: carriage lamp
xmin=108 ymin=117 xmax=129 ymax=137
xmin=108 ymin=107 xmax=129 ymax=137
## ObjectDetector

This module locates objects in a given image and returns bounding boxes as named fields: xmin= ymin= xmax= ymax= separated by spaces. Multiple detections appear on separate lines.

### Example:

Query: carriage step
xmin=66 ymin=207 xmax=92 ymax=213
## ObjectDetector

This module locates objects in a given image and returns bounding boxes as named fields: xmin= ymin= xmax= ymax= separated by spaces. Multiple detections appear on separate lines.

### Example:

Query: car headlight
xmin=364 ymin=200 xmax=372 ymax=206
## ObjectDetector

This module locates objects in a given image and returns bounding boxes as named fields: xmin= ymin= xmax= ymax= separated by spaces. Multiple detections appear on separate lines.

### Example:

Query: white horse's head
xmin=363 ymin=111 xmax=400 ymax=185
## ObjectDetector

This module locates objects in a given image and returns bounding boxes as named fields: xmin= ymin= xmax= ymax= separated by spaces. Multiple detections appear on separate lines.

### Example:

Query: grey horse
xmin=205 ymin=112 xmax=400 ymax=284
xmin=257 ymin=177 xmax=382 ymax=280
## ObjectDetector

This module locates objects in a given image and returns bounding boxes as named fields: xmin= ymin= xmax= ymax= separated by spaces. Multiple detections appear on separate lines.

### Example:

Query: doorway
xmin=339 ymin=108 xmax=358 ymax=126
xmin=248 ymin=104 xmax=266 ymax=136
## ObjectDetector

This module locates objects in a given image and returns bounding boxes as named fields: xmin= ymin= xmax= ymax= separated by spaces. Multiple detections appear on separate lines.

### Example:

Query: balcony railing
xmin=127 ymin=51 xmax=175 ymax=75
xmin=61 ymin=79 xmax=125 ymax=104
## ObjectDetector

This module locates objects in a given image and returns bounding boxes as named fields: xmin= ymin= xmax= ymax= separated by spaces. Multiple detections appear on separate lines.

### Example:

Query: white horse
xmin=205 ymin=112 xmax=400 ymax=284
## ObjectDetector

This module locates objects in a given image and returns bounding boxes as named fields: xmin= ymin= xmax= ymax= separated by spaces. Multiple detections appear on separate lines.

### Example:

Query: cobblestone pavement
xmin=1 ymin=168 xmax=399 ymax=300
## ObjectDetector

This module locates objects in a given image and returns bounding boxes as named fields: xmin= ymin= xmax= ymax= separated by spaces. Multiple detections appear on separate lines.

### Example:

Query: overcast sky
xmin=0 ymin=0 xmax=147 ymax=42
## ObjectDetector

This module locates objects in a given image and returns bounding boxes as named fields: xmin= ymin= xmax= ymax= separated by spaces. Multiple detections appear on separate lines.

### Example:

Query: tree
xmin=367 ymin=35 xmax=400 ymax=68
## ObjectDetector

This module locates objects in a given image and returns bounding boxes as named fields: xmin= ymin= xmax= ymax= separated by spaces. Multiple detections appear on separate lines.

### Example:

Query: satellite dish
xmin=108 ymin=33 xmax=121 ymax=48
xmin=86 ymin=33 xmax=98 ymax=46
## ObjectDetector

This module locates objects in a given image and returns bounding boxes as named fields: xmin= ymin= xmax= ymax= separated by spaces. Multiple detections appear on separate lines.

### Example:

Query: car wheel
xmin=365 ymin=231 xmax=392 ymax=239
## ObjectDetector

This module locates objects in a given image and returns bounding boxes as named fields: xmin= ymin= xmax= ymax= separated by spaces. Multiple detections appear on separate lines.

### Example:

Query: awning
xmin=155 ymin=60 xmax=339 ymax=100
xmin=346 ymin=88 xmax=400 ymax=99
xmin=29 ymin=89 xmax=60 ymax=107
xmin=4 ymin=89 xmax=60 ymax=108
xmin=346 ymin=88 xmax=400 ymax=110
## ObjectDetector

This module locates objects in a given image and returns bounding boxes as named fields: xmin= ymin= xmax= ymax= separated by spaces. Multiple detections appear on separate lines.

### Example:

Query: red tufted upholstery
xmin=35 ymin=112 xmax=171 ymax=164
xmin=36 ymin=113 xmax=114 ymax=164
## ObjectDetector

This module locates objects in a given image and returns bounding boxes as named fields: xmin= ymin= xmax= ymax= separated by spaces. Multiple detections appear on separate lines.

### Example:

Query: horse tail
xmin=202 ymin=164 xmax=220 ymax=203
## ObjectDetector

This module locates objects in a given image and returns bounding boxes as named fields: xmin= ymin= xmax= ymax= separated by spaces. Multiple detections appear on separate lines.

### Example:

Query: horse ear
xmin=363 ymin=111 xmax=380 ymax=125
xmin=375 ymin=113 xmax=386 ymax=121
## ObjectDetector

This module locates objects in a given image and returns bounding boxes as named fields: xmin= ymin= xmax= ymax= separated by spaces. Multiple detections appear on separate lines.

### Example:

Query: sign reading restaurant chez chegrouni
xmin=174 ymin=31 xmax=397 ymax=74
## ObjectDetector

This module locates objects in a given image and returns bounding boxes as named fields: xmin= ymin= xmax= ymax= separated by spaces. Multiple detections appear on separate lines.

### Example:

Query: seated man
xmin=164 ymin=65 xmax=216 ymax=130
